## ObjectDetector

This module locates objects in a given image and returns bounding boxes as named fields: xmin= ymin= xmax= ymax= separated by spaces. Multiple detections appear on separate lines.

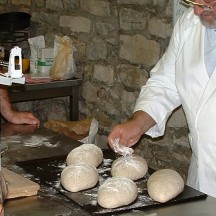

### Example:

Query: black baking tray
xmin=16 ymin=149 xmax=207 ymax=215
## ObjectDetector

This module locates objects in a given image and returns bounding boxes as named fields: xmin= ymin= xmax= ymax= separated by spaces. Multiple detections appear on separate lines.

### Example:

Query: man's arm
xmin=0 ymin=86 xmax=14 ymax=121
xmin=108 ymin=110 xmax=156 ymax=150
xmin=0 ymin=86 xmax=40 ymax=125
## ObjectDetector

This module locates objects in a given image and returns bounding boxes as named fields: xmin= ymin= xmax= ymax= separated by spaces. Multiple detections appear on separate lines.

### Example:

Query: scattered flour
xmin=2 ymin=135 xmax=59 ymax=148
xmin=111 ymin=138 xmax=134 ymax=156
xmin=24 ymin=135 xmax=59 ymax=147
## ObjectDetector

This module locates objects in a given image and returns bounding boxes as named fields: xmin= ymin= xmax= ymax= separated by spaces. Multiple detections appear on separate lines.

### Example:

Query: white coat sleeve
xmin=133 ymin=12 xmax=188 ymax=138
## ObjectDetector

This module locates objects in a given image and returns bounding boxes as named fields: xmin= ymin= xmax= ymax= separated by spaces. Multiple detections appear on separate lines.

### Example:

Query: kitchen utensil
xmin=0 ymin=46 xmax=25 ymax=85
xmin=8 ymin=46 xmax=22 ymax=78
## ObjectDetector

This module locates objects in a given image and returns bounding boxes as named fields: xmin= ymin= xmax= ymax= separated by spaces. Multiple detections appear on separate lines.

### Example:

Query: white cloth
xmin=134 ymin=8 xmax=216 ymax=198
xmin=204 ymin=28 xmax=216 ymax=77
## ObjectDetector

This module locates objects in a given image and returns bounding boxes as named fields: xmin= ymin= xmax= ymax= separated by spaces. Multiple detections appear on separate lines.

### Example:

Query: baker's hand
xmin=7 ymin=110 xmax=40 ymax=126
xmin=108 ymin=111 xmax=156 ymax=151
xmin=108 ymin=120 xmax=143 ymax=150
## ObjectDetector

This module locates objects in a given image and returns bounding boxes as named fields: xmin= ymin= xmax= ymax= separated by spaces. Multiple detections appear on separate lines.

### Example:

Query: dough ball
xmin=147 ymin=169 xmax=184 ymax=203
xmin=60 ymin=163 xmax=99 ymax=192
xmin=111 ymin=154 xmax=148 ymax=181
xmin=97 ymin=177 xmax=138 ymax=209
xmin=66 ymin=144 xmax=103 ymax=167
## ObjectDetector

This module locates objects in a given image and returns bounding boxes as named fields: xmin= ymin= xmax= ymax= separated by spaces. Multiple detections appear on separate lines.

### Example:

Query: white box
xmin=37 ymin=48 xmax=54 ymax=76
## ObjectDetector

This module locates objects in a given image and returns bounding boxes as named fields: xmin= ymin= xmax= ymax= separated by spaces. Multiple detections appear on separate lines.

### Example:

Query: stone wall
xmin=0 ymin=0 xmax=191 ymax=179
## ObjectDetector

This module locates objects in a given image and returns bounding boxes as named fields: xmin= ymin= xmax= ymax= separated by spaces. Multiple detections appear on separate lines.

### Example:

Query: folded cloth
xmin=24 ymin=74 xmax=51 ymax=84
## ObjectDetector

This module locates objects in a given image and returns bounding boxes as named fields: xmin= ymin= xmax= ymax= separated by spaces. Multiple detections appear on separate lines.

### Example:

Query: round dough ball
xmin=66 ymin=144 xmax=103 ymax=167
xmin=97 ymin=177 xmax=138 ymax=209
xmin=111 ymin=154 xmax=148 ymax=181
xmin=60 ymin=163 xmax=99 ymax=192
xmin=147 ymin=169 xmax=184 ymax=203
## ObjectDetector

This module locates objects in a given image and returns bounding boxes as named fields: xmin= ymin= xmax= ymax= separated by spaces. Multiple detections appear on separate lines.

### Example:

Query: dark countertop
xmin=1 ymin=123 xmax=91 ymax=216
xmin=1 ymin=123 xmax=216 ymax=216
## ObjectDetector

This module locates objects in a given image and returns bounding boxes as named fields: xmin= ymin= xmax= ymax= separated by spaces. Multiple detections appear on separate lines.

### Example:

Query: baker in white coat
xmin=108 ymin=0 xmax=216 ymax=198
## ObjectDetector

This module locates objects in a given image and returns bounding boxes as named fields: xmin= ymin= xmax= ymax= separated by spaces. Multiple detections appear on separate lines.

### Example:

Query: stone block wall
xmin=0 ymin=0 xmax=191 ymax=179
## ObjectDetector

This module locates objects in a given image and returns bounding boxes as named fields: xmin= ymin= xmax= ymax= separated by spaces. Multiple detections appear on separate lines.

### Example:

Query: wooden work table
xmin=7 ymin=78 xmax=82 ymax=120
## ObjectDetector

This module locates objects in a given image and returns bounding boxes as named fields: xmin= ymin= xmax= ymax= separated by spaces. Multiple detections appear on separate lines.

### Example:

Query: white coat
xmin=134 ymin=8 xmax=216 ymax=198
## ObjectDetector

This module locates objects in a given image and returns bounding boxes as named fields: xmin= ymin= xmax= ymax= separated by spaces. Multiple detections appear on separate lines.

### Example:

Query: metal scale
xmin=0 ymin=46 xmax=25 ymax=85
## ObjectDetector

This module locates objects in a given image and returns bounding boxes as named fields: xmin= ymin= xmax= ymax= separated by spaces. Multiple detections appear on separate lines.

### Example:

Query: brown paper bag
xmin=44 ymin=118 xmax=92 ymax=140
xmin=49 ymin=35 xmax=76 ymax=80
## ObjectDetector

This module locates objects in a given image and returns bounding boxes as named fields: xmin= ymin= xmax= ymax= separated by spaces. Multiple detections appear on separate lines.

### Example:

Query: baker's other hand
xmin=6 ymin=111 xmax=40 ymax=126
